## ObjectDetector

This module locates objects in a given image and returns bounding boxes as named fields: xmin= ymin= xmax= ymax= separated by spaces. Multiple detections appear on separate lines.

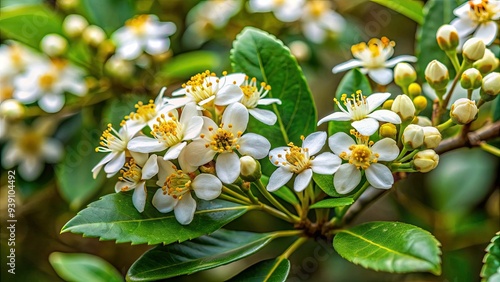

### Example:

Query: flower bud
xmin=460 ymin=68 xmax=482 ymax=90
xmin=82 ymin=25 xmax=106 ymax=47
xmin=414 ymin=116 xmax=432 ymax=126
xmin=57 ymin=0 xmax=78 ymax=10
xmin=392 ymin=94 xmax=415 ymax=121
xmin=382 ymin=99 xmax=393 ymax=110
xmin=240 ymin=156 xmax=261 ymax=182
xmin=436 ymin=24 xmax=459 ymax=51
xmin=481 ymin=72 xmax=500 ymax=96
xmin=408 ymin=83 xmax=422 ymax=97
xmin=473 ymin=48 xmax=499 ymax=74
xmin=413 ymin=149 xmax=439 ymax=173
xmin=40 ymin=34 xmax=67 ymax=57
xmin=463 ymin=38 xmax=486 ymax=62
xmin=413 ymin=96 xmax=428 ymax=112
xmin=402 ymin=124 xmax=424 ymax=150
xmin=289 ymin=40 xmax=311 ymax=62
xmin=63 ymin=14 xmax=89 ymax=37
xmin=450 ymin=98 xmax=478 ymax=124
xmin=379 ymin=123 xmax=397 ymax=140
xmin=0 ymin=99 xmax=25 ymax=120
xmin=422 ymin=126 xmax=442 ymax=149
xmin=105 ymin=55 xmax=134 ymax=78
xmin=394 ymin=63 xmax=417 ymax=88
xmin=425 ymin=60 xmax=449 ymax=90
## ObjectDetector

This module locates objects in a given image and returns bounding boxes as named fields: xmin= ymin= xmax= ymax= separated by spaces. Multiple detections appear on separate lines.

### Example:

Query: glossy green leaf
xmin=334 ymin=221 xmax=441 ymax=275
xmin=310 ymin=198 xmax=354 ymax=209
xmin=49 ymin=252 xmax=122 ymax=282
xmin=62 ymin=193 xmax=249 ymax=245
xmin=416 ymin=0 xmax=459 ymax=78
xmin=231 ymin=27 xmax=317 ymax=176
xmin=79 ymin=0 xmax=135 ymax=34
xmin=128 ymin=229 xmax=276 ymax=281
xmin=313 ymin=173 xmax=342 ymax=197
xmin=0 ymin=5 xmax=63 ymax=49
xmin=160 ymin=51 xmax=221 ymax=80
xmin=370 ymin=0 xmax=424 ymax=24
xmin=481 ymin=232 xmax=500 ymax=282
xmin=227 ymin=258 xmax=290 ymax=282
xmin=1 ymin=0 xmax=42 ymax=8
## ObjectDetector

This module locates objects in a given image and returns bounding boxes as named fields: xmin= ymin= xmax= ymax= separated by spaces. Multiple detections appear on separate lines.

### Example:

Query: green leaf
xmin=49 ymin=252 xmax=123 ymax=282
xmin=79 ymin=0 xmax=135 ymax=34
xmin=334 ymin=221 xmax=442 ymax=275
xmin=102 ymin=94 xmax=148 ymax=128
xmin=0 ymin=5 xmax=64 ymax=49
xmin=127 ymin=229 xmax=276 ymax=281
xmin=481 ymin=232 xmax=500 ymax=282
xmin=313 ymin=173 xmax=342 ymax=197
xmin=310 ymin=198 xmax=354 ymax=209
xmin=415 ymin=0 xmax=459 ymax=79
xmin=62 ymin=193 xmax=249 ymax=245
xmin=160 ymin=51 xmax=221 ymax=80
xmin=230 ymin=27 xmax=317 ymax=176
xmin=370 ymin=0 xmax=424 ymax=25
xmin=227 ymin=258 xmax=290 ymax=282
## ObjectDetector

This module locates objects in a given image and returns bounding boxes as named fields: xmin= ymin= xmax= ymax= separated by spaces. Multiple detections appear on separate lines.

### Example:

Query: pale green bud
xmin=463 ymin=38 xmax=486 ymax=62
xmin=436 ymin=24 xmax=459 ymax=51
xmin=414 ymin=116 xmax=432 ymax=127
xmin=450 ymin=98 xmax=478 ymax=124
xmin=425 ymin=60 xmax=449 ymax=90
xmin=0 ymin=99 xmax=25 ymax=120
xmin=460 ymin=68 xmax=483 ymax=90
xmin=105 ymin=55 xmax=134 ymax=78
xmin=402 ymin=124 xmax=424 ymax=150
xmin=40 ymin=34 xmax=67 ymax=57
xmin=391 ymin=94 xmax=415 ymax=121
xmin=240 ymin=156 xmax=261 ymax=182
xmin=63 ymin=14 xmax=88 ymax=38
xmin=394 ymin=63 xmax=417 ymax=88
xmin=413 ymin=149 xmax=439 ymax=173
xmin=289 ymin=40 xmax=310 ymax=62
xmin=473 ymin=48 xmax=499 ymax=74
xmin=481 ymin=72 xmax=500 ymax=96
xmin=422 ymin=126 xmax=442 ymax=149
xmin=82 ymin=25 xmax=106 ymax=47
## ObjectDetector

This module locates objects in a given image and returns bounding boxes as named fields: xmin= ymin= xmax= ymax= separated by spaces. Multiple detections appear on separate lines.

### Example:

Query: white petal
xmin=352 ymin=118 xmax=380 ymax=136
xmin=311 ymin=152 xmax=341 ymax=174
xmin=238 ymin=133 xmax=271 ymax=159
xmin=368 ymin=68 xmax=393 ymax=85
xmin=104 ymin=151 xmax=125 ymax=175
xmin=332 ymin=59 xmax=364 ymax=73
xmin=192 ymin=174 xmax=222 ymax=200
xmin=303 ymin=131 xmax=326 ymax=156
xmin=117 ymin=40 xmax=142 ymax=60
xmin=132 ymin=182 xmax=147 ymax=213
xmin=294 ymin=169 xmax=313 ymax=192
xmin=152 ymin=188 xmax=176 ymax=213
xmin=267 ymin=167 xmax=293 ymax=192
xmin=184 ymin=139 xmax=216 ymax=166
xmin=13 ymin=89 xmax=39 ymax=104
xmin=200 ymin=116 xmax=219 ymax=136
xmin=39 ymin=93 xmax=64 ymax=113
xmin=474 ymin=22 xmax=497 ymax=45
xmin=220 ymin=73 xmax=246 ymax=86
xmin=451 ymin=17 xmax=476 ymax=37
xmin=157 ymin=158 xmax=176 ymax=187
xmin=334 ymin=164 xmax=361 ymax=194
xmin=115 ymin=181 xmax=132 ymax=193
xmin=127 ymin=136 xmax=167 ymax=153
xmin=365 ymin=163 xmax=394 ymax=189
xmin=257 ymin=98 xmax=281 ymax=105
xmin=371 ymin=138 xmax=399 ymax=161
xmin=19 ymin=158 xmax=43 ymax=181
xmin=142 ymin=154 xmax=159 ymax=180
xmin=174 ymin=193 xmax=196 ymax=225
xmin=328 ymin=132 xmax=355 ymax=155
xmin=125 ymin=120 xmax=146 ymax=136
xmin=215 ymin=152 xmax=240 ymax=184
xmin=163 ymin=142 xmax=186 ymax=160
xmin=183 ymin=116 xmax=203 ymax=140
xmin=248 ymin=108 xmax=277 ymax=125
xmin=302 ymin=21 xmax=326 ymax=44
xmin=42 ymin=139 xmax=63 ymax=163
xmin=145 ymin=38 xmax=170 ymax=55
xmin=385 ymin=55 xmax=418 ymax=67
xmin=222 ymin=102 xmax=248 ymax=133
xmin=215 ymin=84 xmax=243 ymax=106
xmin=268 ymin=147 xmax=288 ymax=167
xmin=317 ymin=112 xmax=351 ymax=125
xmin=92 ymin=153 xmax=115 ymax=179
xmin=130 ymin=151 xmax=148 ymax=167
xmin=178 ymin=147 xmax=198 ymax=173
xmin=367 ymin=109 xmax=402 ymax=124
xmin=179 ymin=102 xmax=199 ymax=124
xmin=453 ymin=2 xmax=470 ymax=17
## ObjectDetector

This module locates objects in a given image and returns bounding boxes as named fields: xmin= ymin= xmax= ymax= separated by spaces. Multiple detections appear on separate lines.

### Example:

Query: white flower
xmin=152 ymin=158 xmax=222 ymax=225
xmin=239 ymin=76 xmax=281 ymax=125
xmin=328 ymin=131 xmax=399 ymax=194
xmin=451 ymin=0 xmax=500 ymax=46
xmin=184 ymin=102 xmax=271 ymax=184
xmin=332 ymin=37 xmax=417 ymax=85
xmin=170 ymin=70 xmax=245 ymax=109
xmin=112 ymin=14 xmax=176 ymax=60
xmin=127 ymin=102 xmax=203 ymax=160
xmin=317 ymin=91 xmax=401 ymax=136
xmin=1 ymin=118 xmax=62 ymax=181
xmin=13 ymin=59 xmax=87 ymax=113
xmin=125 ymin=88 xmax=173 ymax=135
xmin=0 ymin=42 xmax=42 ymax=79
xmin=115 ymin=154 xmax=159 ymax=213
xmin=267 ymin=131 xmax=341 ymax=192
xmin=301 ymin=0 xmax=345 ymax=43
xmin=248 ymin=0 xmax=304 ymax=22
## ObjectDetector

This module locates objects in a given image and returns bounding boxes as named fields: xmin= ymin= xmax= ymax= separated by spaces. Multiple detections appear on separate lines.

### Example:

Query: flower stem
xmin=271 ymin=230 xmax=304 ymax=239
xmin=395 ymin=146 xmax=408 ymax=162
xmin=331 ymin=181 xmax=371 ymax=226
xmin=399 ymin=150 xmax=419 ymax=163
xmin=479 ymin=142 xmax=500 ymax=157
xmin=278 ymin=236 xmax=308 ymax=259
xmin=259 ymin=204 xmax=297 ymax=223
xmin=219 ymin=194 xmax=249 ymax=206
xmin=254 ymin=179 xmax=300 ymax=222
xmin=442 ymin=60 xmax=469 ymax=112
xmin=222 ymin=186 xmax=251 ymax=204
xmin=436 ymin=118 xmax=455 ymax=132
xmin=445 ymin=50 xmax=461 ymax=73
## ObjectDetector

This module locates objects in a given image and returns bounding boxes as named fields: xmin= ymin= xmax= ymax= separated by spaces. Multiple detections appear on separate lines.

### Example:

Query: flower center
xmin=468 ymin=0 xmax=497 ymax=23
xmin=10 ymin=45 xmax=23 ymax=69
xmin=126 ymin=14 xmax=149 ymax=35
xmin=151 ymin=112 xmax=183 ymax=147
xmin=240 ymin=76 xmax=271 ymax=109
xmin=307 ymin=1 xmax=328 ymax=18
xmin=18 ymin=132 xmax=43 ymax=155
xmin=272 ymin=139 xmax=311 ymax=174
xmin=204 ymin=124 xmax=242 ymax=153
xmin=183 ymin=70 xmax=219 ymax=104
xmin=340 ymin=130 xmax=379 ymax=170
xmin=163 ymin=167 xmax=192 ymax=200
xmin=334 ymin=90 xmax=369 ymax=121
xmin=38 ymin=73 xmax=56 ymax=91
xmin=118 ymin=159 xmax=142 ymax=190
xmin=128 ymin=100 xmax=157 ymax=122
xmin=351 ymin=37 xmax=394 ymax=68
xmin=95 ymin=123 xmax=127 ymax=153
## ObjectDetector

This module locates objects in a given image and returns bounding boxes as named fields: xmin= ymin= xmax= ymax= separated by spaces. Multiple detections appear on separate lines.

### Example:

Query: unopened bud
xmin=382 ymin=99 xmax=393 ymax=110
xmin=408 ymin=83 xmax=422 ymax=97
xmin=63 ymin=14 xmax=88 ymax=37
xmin=379 ymin=123 xmax=397 ymax=139
xmin=481 ymin=72 xmax=500 ymax=96
xmin=473 ymin=48 xmax=499 ymax=74
xmin=394 ymin=63 xmax=417 ymax=88
xmin=105 ymin=55 xmax=134 ymax=78
xmin=0 ymin=99 xmax=25 ymax=120
xmin=289 ymin=40 xmax=311 ymax=62
xmin=412 ymin=149 xmax=439 ymax=173
xmin=422 ymin=126 xmax=442 ymax=149
xmin=392 ymin=94 xmax=415 ymax=121
xmin=240 ymin=156 xmax=261 ymax=182
xmin=461 ymin=68 xmax=483 ymax=89
xmin=40 ymin=34 xmax=67 ymax=57
xmin=463 ymin=38 xmax=486 ymax=62
xmin=436 ymin=24 xmax=459 ymax=51
xmin=450 ymin=98 xmax=478 ymax=124
xmin=413 ymin=96 xmax=428 ymax=112
xmin=57 ymin=0 xmax=78 ymax=10
xmin=402 ymin=124 xmax=424 ymax=150
xmin=82 ymin=25 xmax=106 ymax=47
xmin=425 ymin=60 xmax=449 ymax=90
xmin=414 ymin=116 xmax=432 ymax=126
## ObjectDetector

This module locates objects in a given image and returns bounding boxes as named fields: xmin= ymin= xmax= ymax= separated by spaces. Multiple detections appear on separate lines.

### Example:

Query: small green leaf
xmin=334 ymin=221 xmax=442 ymax=275
xmin=481 ymin=232 xmax=500 ymax=282
xmin=370 ymin=0 xmax=424 ymax=24
xmin=160 ymin=51 xmax=221 ymax=80
xmin=313 ymin=173 xmax=342 ymax=197
xmin=79 ymin=0 xmax=135 ymax=34
xmin=310 ymin=198 xmax=354 ymax=209
xmin=127 ymin=229 xmax=276 ymax=281
xmin=62 ymin=193 xmax=250 ymax=245
xmin=227 ymin=258 xmax=290 ymax=282
xmin=49 ymin=252 xmax=123 ymax=282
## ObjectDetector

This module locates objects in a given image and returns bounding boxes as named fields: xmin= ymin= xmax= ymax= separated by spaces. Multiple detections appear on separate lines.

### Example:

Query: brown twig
xmin=435 ymin=120 xmax=500 ymax=154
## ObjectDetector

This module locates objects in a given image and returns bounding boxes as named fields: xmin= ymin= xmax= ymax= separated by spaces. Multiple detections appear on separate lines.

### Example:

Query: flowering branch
xmin=435 ymin=120 xmax=500 ymax=154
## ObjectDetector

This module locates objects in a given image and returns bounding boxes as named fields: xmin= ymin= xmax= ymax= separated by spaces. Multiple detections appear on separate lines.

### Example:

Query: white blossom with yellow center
xmin=184 ymin=102 xmax=270 ymax=184
xmin=239 ymin=76 xmax=281 ymax=125
xmin=300 ymin=0 xmax=345 ymax=43
xmin=115 ymin=154 xmax=159 ymax=213
xmin=451 ymin=0 xmax=500 ymax=46
xmin=112 ymin=14 xmax=176 ymax=60
xmin=248 ymin=0 xmax=304 ymax=22
xmin=267 ymin=131 xmax=341 ymax=192
xmin=318 ymin=91 xmax=401 ymax=136
xmin=328 ymin=131 xmax=399 ymax=194
xmin=152 ymin=158 xmax=222 ymax=225
xmin=332 ymin=37 xmax=417 ymax=85
xmin=127 ymin=102 xmax=203 ymax=160
xmin=125 ymin=88 xmax=173 ymax=135
xmin=0 ymin=42 xmax=42 ymax=80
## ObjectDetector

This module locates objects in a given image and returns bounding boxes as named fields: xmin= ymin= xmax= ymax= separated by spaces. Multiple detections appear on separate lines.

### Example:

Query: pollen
xmin=126 ymin=14 xmax=150 ymax=35
xmin=334 ymin=90 xmax=369 ymax=121
xmin=469 ymin=0 xmax=496 ymax=23
xmin=18 ymin=131 xmax=43 ymax=155
xmin=96 ymin=123 xmax=127 ymax=153
xmin=163 ymin=168 xmax=192 ymax=199
xmin=210 ymin=128 xmax=238 ymax=153
xmin=38 ymin=73 xmax=56 ymax=91
xmin=240 ymin=76 xmax=272 ymax=109
xmin=119 ymin=158 xmax=143 ymax=185
xmin=183 ymin=70 xmax=218 ymax=104
xmin=151 ymin=113 xmax=183 ymax=147
xmin=128 ymin=100 xmax=157 ymax=122
xmin=281 ymin=143 xmax=311 ymax=174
